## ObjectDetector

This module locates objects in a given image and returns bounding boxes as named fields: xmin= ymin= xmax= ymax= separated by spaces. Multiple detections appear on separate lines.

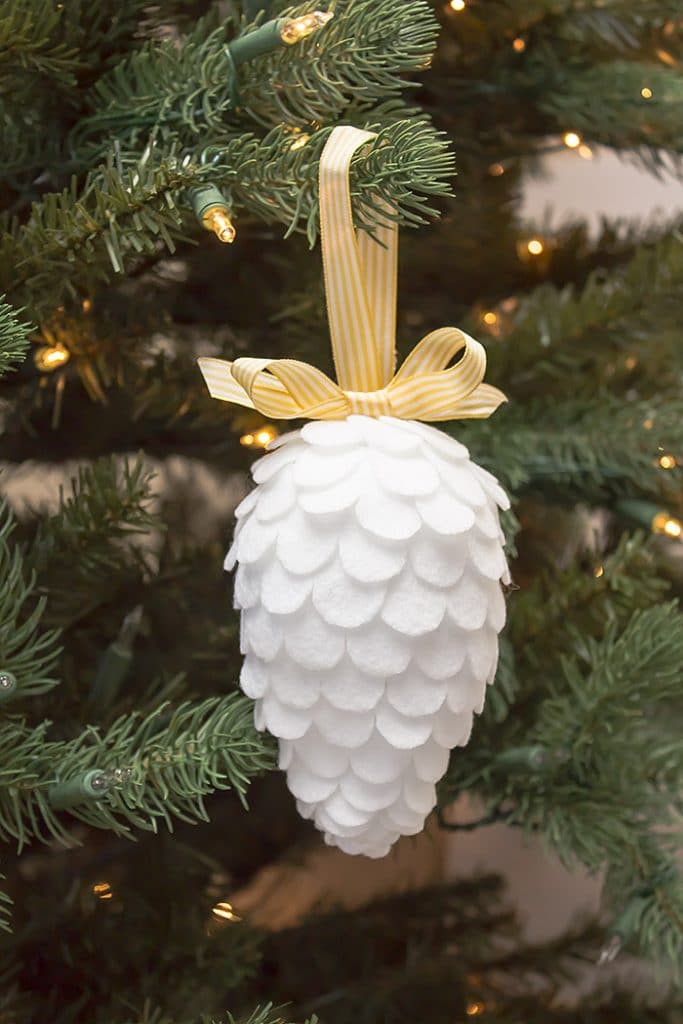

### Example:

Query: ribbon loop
xmin=198 ymin=126 xmax=506 ymax=426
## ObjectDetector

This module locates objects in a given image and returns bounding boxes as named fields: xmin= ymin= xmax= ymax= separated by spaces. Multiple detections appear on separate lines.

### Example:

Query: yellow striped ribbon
xmin=198 ymin=126 xmax=507 ymax=423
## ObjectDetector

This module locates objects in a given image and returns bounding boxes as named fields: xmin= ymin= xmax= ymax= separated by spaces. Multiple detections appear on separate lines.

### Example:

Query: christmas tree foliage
xmin=1 ymin=0 xmax=683 ymax=1020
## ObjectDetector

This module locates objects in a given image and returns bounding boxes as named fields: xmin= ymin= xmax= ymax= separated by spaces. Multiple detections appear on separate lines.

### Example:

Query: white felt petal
xmin=298 ymin=470 xmax=365 ymax=515
xmin=319 ymin=660 xmax=385 ymax=712
xmin=293 ymin=448 xmax=361 ymax=489
xmin=351 ymin=732 xmax=411 ymax=784
xmin=284 ymin=610 xmax=345 ymax=670
xmin=339 ymin=527 xmax=405 ymax=583
xmin=302 ymin=419 xmax=365 ymax=448
xmin=403 ymin=775 xmax=437 ymax=815
xmin=413 ymin=739 xmax=451 ymax=783
xmin=445 ymin=662 xmax=487 ymax=713
xmin=278 ymin=740 xmax=294 ymax=770
xmin=270 ymin=661 xmax=320 ymax=709
xmin=240 ymin=657 xmax=269 ymax=699
xmin=234 ymin=488 xmax=259 ymax=520
xmin=466 ymin=627 xmax=498 ymax=681
xmin=252 ymin=444 xmax=300 ymax=485
xmin=469 ymin=534 xmax=508 ymax=580
xmin=260 ymin=560 xmax=312 ymax=615
xmin=386 ymin=671 xmax=446 ymax=716
xmin=352 ymin=416 xmax=421 ymax=454
xmin=236 ymin=515 xmax=278 ymax=565
xmin=315 ymin=809 xmax=369 ymax=838
xmin=287 ymin=759 xmax=338 ymax=801
xmin=347 ymin=621 xmax=412 ymax=677
xmin=234 ymin=567 xmax=260 ymax=609
xmin=253 ymin=700 xmax=265 ymax=731
xmin=384 ymin=798 xmax=425 ymax=833
xmin=340 ymin=771 xmax=401 ymax=812
xmin=296 ymin=728 xmax=350 ymax=778
xmin=432 ymin=708 xmax=473 ymax=748
xmin=296 ymin=798 xmax=316 ymax=819
xmin=333 ymin=833 xmax=394 ymax=859
xmin=322 ymin=791 xmax=372 ymax=828
xmin=267 ymin=428 xmax=300 ymax=451
xmin=409 ymin=533 xmax=466 ymax=588
xmin=315 ymin=701 xmax=375 ymax=748
xmin=277 ymin=509 xmax=337 ymax=574
xmin=381 ymin=567 xmax=446 ymax=636
xmin=255 ymin=473 xmax=297 ymax=522
xmin=355 ymin=491 xmax=421 ymax=541
xmin=440 ymin=463 xmax=487 ymax=507
xmin=471 ymin=464 xmax=510 ymax=510
xmin=414 ymin=621 xmax=467 ymax=680
xmin=376 ymin=704 xmax=433 ymax=749
xmin=447 ymin=571 xmax=489 ymax=631
xmin=373 ymin=452 xmax=440 ymax=497
xmin=487 ymin=585 xmax=507 ymax=632
xmin=393 ymin=420 xmax=469 ymax=461
xmin=261 ymin=693 xmax=311 ymax=739
xmin=241 ymin=606 xmax=283 ymax=660
xmin=417 ymin=492 xmax=475 ymax=536
xmin=312 ymin=562 xmax=385 ymax=628
xmin=474 ymin=503 xmax=502 ymax=539
xmin=224 ymin=541 xmax=238 ymax=572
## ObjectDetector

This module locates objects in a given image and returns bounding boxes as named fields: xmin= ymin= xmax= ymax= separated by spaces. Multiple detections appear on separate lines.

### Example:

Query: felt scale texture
xmin=228 ymin=415 xmax=510 ymax=858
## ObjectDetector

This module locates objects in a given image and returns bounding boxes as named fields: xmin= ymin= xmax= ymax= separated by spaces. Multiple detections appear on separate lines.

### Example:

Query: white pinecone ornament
xmin=229 ymin=415 xmax=509 ymax=858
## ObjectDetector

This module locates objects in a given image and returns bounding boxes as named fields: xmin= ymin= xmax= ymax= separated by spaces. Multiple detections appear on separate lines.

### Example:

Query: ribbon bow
xmin=198 ymin=126 xmax=506 ymax=423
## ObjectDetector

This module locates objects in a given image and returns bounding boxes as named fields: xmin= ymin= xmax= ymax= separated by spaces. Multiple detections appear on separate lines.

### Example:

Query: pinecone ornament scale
xmin=229 ymin=415 xmax=510 ymax=859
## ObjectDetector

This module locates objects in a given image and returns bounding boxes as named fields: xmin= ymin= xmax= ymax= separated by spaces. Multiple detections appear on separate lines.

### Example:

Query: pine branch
xmin=0 ymin=502 xmax=61 ymax=702
xmin=26 ymin=456 xmax=158 ymax=630
xmin=0 ymin=694 xmax=273 ymax=848
xmin=0 ymin=297 xmax=31 ymax=380
xmin=2 ymin=117 xmax=453 ymax=318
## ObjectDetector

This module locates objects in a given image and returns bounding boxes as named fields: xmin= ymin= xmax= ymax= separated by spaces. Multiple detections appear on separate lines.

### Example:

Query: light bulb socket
xmin=0 ymin=670 xmax=17 ymax=701
xmin=48 ymin=770 xmax=112 ymax=810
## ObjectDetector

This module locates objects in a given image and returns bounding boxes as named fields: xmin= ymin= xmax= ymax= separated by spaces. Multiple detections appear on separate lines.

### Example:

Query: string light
xmin=643 ymin=418 xmax=654 ymax=430
xmin=288 ymin=131 xmax=311 ymax=151
xmin=578 ymin=144 xmax=593 ymax=160
xmin=203 ymin=207 xmax=236 ymax=244
xmin=212 ymin=901 xmax=241 ymax=922
xmin=655 ymin=48 xmax=676 ymax=67
xmin=641 ymin=87 xmax=653 ymax=99
xmin=658 ymin=454 xmax=677 ymax=470
xmin=92 ymin=882 xmax=113 ymax=901
xmin=526 ymin=238 xmax=544 ymax=256
xmin=488 ymin=162 xmax=505 ymax=176
xmin=482 ymin=311 xmax=498 ymax=326
xmin=512 ymin=37 xmax=526 ymax=52
xmin=652 ymin=512 xmax=682 ymax=539
xmin=34 ymin=343 xmax=70 ymax=372
xmin=449 ymin=0 xmax=466 ymax=9
xmin=466 ymin=1002 xmax=485 ymax=1016
xmin=82 ymin=298 xmax=92 ymax=313
xmin=240 ymin=425 xmax=278 ymax=448
xmin=624 ymin=355 xmax=637 ymax=370
xmin=594 ymin=565 xmax=604 ymax=578
xmin=280 ymin=10 xmax=334 ymax=44
xmin=563 ymin=131 xmax=582 ymax=149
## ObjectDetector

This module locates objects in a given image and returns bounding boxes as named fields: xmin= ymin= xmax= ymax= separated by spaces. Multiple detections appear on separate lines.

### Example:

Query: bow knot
xmin=198 ymin=127 xmax=506 ymax=425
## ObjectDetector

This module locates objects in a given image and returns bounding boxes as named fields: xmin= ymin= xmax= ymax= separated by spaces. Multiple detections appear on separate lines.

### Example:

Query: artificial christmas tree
xmin=1 ymin=1 xmax=682 ymax=1021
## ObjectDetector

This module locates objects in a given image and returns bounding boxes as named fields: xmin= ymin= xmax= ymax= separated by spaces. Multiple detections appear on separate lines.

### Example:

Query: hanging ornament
xmin=198 ymin=127 xmax=510 ymax=858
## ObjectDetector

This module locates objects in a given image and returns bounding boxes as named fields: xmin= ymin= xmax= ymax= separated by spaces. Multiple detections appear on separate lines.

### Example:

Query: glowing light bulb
xmin=212 ymin=901 xmax=241 ymax=922
xmin=202 ymin=207 xmax=235 ymax=243
xmin=658 ymin=454 xmax=677 ymax=470
xmin=527 ymin=238 xmax=544 ymax=256
xmin=594 ymin=565 xmax=604 ymax=578
xmin=512 ymin=37 xmax=526 ymax=52
xmin=578 ymin=144 xmax=593 ymax=160
xmin=280 ymin=10 xmax=334 ymax=44
xmin=482 ymin=312 xmax=498 ymax=326
xmin=82 ymin=298 xmax=92 ymax=312
xmin=34 ymin=344 xmax=70 ymax=372
xmin=92 ymin=882 xmax=113 ymax=900
xmin=563 ymin=131 xmax=582 ymax=149
xmin=641 ymin=87 xmax=653 ymax=99
xmin=652 ymin=512 xmax=682 ymax=539
xmin=488 ymin=162 xmax=505 ymax=176
xmin=289 ymin=132 xmax=310 ymax=151
xmin=643 ymin=418 xmax=654 ymax=430
xmin=449 ymin=0 xmax=466 ymax=9
xmin=624 ymin=355 xmax=637 ymax=370
xmin=466 ymin=1003 xmax=485 ymax=1017
xmin=240 ymin=433 xmax=255 ymax=447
